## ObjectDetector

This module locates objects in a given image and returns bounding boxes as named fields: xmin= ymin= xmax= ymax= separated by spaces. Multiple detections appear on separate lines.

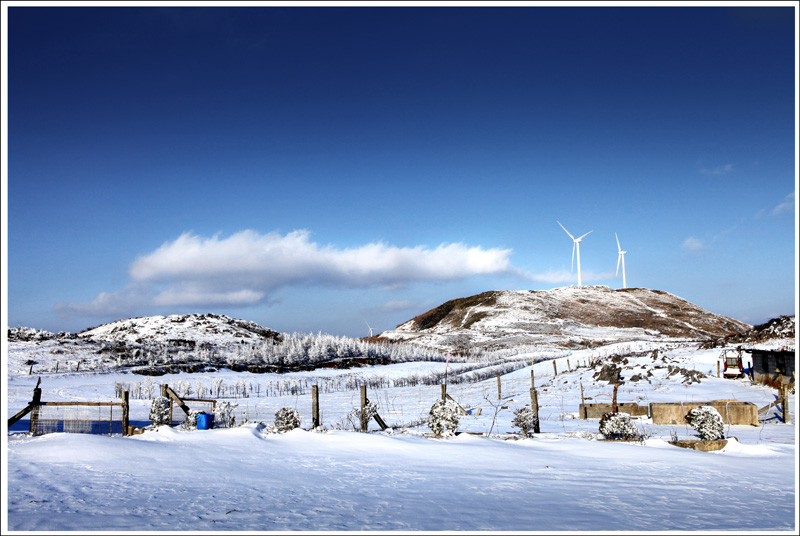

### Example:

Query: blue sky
xmin=3 ymin=3 xmax=797 ymax=338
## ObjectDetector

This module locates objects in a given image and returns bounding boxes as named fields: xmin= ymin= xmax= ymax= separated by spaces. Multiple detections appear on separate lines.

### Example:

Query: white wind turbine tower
xmin=615 ymin=232 xmax=627 ymax=289
xmin=365 ymin=321 xmax=374 ymax=337
xmin=557 ymin=221 xmax=593 ymax=286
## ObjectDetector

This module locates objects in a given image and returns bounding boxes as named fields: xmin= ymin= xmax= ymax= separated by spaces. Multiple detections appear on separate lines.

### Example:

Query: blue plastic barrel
xmin=196 ymin=413 xmax=214 ymax=430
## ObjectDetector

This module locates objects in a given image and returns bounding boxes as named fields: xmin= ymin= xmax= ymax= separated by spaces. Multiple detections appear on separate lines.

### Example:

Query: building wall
xmin=750 ymin=350 xmax=795 ymax=388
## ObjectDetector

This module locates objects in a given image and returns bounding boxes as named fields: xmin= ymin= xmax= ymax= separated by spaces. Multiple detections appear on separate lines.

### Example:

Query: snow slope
xmin=379 ymin=286 xmax=752 ymax=352
xmin=6 ymin=425 xmax=794 ymax=532
xmin=4 ymin=335 xmax=797 ymax=532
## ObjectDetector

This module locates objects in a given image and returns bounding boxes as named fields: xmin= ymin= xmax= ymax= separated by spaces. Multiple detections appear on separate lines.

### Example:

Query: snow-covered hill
xmin=77 ymin=313 xmax=282 ymax=347
xmin=377 ymin=286 xmax=752 ymax=352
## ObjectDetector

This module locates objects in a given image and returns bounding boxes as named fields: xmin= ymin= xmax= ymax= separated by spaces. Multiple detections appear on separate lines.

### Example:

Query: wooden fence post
xmin=531 ymin=370 xmax=535 ymax=389
xmin=782 ymin=385 xmax=790 ymax=424
xmin=717 ymin=361 xmax=720 ymax=378
xmin=497 ymin=374 xmax=502 ymax=399
xmin=567 ymin=359 xmax=571 ymax=372
xmin=312 ymin=385 xmax=320 ymax=428
xmin=360 ymin=385 xmax=368 ymax=432
xmin=553 ymin=361 xmax=558 ymax=376
xmin=530 ymin=388 xmax=540 ymax=434
xmin=441 ymin=382 xmax=446 ymax=401
xmin=612 ymin=383 xmax=619 ymax=413
xmin=122 ymin=391 xmax=130 ymax=436
xmin=29 ymin=385 xmax=42 ymax=435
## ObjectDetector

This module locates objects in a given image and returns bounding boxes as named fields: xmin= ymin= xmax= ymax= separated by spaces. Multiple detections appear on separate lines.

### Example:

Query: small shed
xmin=747 ymin=349 xmax=795 ymax=388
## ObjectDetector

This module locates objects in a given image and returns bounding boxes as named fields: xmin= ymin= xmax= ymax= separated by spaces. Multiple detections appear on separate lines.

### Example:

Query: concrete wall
xmin=650 ymin=401 xmax=759 ymax=426
xmin=579 ymin=402 xmax=648 ymax=419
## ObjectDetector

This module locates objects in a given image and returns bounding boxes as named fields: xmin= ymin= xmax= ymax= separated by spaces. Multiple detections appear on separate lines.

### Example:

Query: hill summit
xmin=377 ymin=286 xmax=751 ymax=352
xmin=78 ymin=313 xmax=282 ymax=347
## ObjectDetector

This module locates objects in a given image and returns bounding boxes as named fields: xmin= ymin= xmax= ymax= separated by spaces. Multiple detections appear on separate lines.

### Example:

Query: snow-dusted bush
xmin=686 ymin=406 xmax=725 ymax=440
xmin=599 ymin=412 xmax=640 ymax=440
xmin=347 ymin=400 xmax=379 ymax=431
xmin=274 ymin=407 xmax=301 ymax=432
xmin=512 ymin=406 xmax=538 ymax=437
xmin=149 ymin=396 xmax=170 ymax=426
xmin=213 ymin=400 xmax=238 ymax=428
xmin=428 ymin=399 xmax=460 ymax=438
xmin=180 ymin=409 xmax=201 ymax=431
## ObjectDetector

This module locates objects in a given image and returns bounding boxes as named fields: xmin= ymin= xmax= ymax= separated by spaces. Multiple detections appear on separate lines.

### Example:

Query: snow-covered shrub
xmin=686 ymin=406 xmax=725 ymax=440
xmin=213 ymin=400 xmax=238 ymax=428
xmin=149 ymin=396 xmax=170 ymax=426
xmin=347 ymin=400 xmax=379 ymax=431
xmin=512 ymin=406 xmax=538 ymax=437
xmin=180 ymin=409 xmax=201 ymax=431
xmin=599 ymin=412 xmax=640 ymax=440
xmin=274 ymin=407 xmax=301 ymax=432
xmin=428 ymin=399 xmax=460 ymax=438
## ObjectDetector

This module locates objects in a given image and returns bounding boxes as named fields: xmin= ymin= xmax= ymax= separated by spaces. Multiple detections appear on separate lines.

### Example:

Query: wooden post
xmin=29 ymin=386 xmax=42 ymax=435
xmin=531 ymin=370 xmax=535 ymax=389
xmin=55 ymin=361 xmax=59 ymax=373
xmin=553 ymin=361 xmax=558 ymax=376
xmin=312 ymin=385 xmax=320 ymax=428
xmin=612 ymin=383 xmax=619 ymax=413
xmin=530 ymin=388 xmax=540 ymax=434
xmin=76 ymin=361 xmax=80 ymax=373
xmin=782 ymin=385 xmax=789 ymax=424
xmin=28 ymin=363 xmax=33 ymax=375
xmin=161 ymin=384 xmax=167 ymax=398
xmin=717 ymin=361 xmax=720 ymax=378
xmin=360 ymin=385 xmax=368 ymax=432
xmin=580 ymin=382 xmax=587 ymax=419
xmin=567 ymin=359 xmax=571 ymax=372
xmin=122 ymin=391 xmax=130 ymax=436
xmin=497 ymin=374 xmax=502 ymax=399
xmin=441 ymin=382 xmax=446 ymax=401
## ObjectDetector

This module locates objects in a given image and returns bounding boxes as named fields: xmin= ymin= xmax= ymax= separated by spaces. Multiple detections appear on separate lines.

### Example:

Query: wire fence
xmin=30 ymin=403 xmax=125 ymax=436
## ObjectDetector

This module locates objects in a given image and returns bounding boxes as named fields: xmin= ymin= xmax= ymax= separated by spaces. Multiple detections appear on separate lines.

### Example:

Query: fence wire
xmin=31 ymin=405 xmax=121 ymax=436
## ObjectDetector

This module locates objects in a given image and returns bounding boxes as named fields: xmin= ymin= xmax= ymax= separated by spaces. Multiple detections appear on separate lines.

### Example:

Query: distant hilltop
xmin=76 ymin=313 xmax=282 ymax=347
xmin=375 ymin=286 xmax=753 ymax=353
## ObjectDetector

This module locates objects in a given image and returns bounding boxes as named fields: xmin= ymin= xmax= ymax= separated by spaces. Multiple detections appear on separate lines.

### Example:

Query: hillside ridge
xmin=377 ymin=286 xmax=752 ymax=352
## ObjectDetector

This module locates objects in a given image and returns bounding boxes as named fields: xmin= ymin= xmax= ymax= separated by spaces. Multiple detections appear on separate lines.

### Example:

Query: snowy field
xmin=3 ymin=339 xmax=797 ymax=532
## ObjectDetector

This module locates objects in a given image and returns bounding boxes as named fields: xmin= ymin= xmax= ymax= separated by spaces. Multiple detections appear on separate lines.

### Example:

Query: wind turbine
xmin=557 ymin=221 xmax=593 ymax=286
xmin=365 ymin=321 xmax=374 ymax=337
xmin=615 ymin=232 xmax=627 ymax=289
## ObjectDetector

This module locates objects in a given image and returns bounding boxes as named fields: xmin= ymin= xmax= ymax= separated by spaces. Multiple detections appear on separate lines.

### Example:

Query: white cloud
xmin=54 ymin=284 xmax=152 ymax=318
xmin=700 ymin=164 xmax=734 ymax=175
xmin=771 ymin=192 xmax=795 ymax=216
xmin=373 ymin=300 xmax=423 ymax=313
xmin=516 ymin=268 xmax=616 ymax=285
xmin=682 ymin=236 xmax=707 ymax=252
xmin=59 ymin=230 xmax=516 ymax=317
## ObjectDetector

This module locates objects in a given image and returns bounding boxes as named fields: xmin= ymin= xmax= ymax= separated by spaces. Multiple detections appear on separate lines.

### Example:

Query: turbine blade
xmin=577 ymin=230 xmax=593 ymax=241
xmin=571 ymin=242 xmax=576 ymax=272
xmin=557 ymin=220 xmax=575 ymax=240
xmin=616 ymin=252 xmax=621 ymax=275
xmin=615 ymin=232 xmax=621 ymax=252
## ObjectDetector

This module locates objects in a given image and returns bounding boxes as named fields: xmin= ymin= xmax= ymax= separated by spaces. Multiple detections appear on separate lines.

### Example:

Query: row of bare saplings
xmin=115 ymin=358 xmax=533 ymax=401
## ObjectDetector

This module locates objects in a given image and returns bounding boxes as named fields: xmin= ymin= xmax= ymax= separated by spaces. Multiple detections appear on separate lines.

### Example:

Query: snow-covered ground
xmin=3 ymin=338 xmax=797 ymax=532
